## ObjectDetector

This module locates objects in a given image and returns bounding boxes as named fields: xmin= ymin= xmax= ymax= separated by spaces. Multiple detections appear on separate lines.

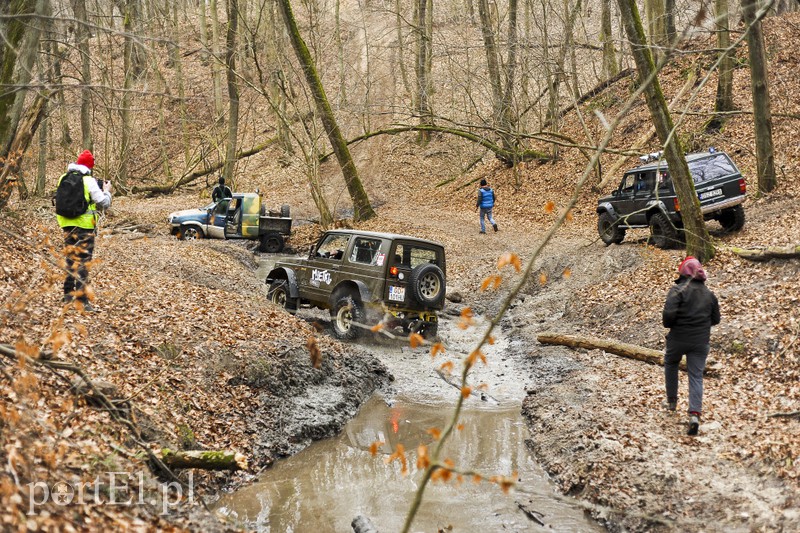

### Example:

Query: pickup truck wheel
xmin=180 ymin=225 xmax=204 ymax=240
xmin=268 ymin=279 xmax=297 ymax=314
xmin=409 ymin=264 xmax=445 ymax=307
xmin=717 ymin=205 xmax=745 ymax=233
xmin=260 ymin=232 xmax=284 ymax=253
xmin=331 ymin=295 xmax=364 ymax=340
xmin=649 ymin=212 xmax=678 ymax=249
xmin=598 ymin=212 xmax=625 ymax=245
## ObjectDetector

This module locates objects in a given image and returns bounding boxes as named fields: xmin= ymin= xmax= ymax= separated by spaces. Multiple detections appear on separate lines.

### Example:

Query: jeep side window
xmin=315 ymin=234 xmax=350 ymax=261
xmin=634 ymin=172 xmax=652 ymax=194
xmin=350 ymin=237 xmax=382 ymax=265
xmin=620 ymin=174 xmax=636 ymax=194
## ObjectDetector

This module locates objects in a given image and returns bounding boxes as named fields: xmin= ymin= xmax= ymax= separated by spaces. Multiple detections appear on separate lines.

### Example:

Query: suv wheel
xmin=717 ymin=205 xmax=745 ymax=233
xmin=268 ymin=279 xmax=297 ymax=314
xmin=409 ymin=264 xmax=445 ymax=307
xmin=331 ymin=295 xmax=364 ymax=340
xmin=598 ymin=212 xmax=625 ymax=245
xmin=649 ymin=212 xmax=679 ymax=249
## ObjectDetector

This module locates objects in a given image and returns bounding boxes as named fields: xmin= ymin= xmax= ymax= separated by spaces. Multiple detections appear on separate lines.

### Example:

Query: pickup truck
xmin=168 ymin=193 xmax=292 ymax=253
xmin=597 ymin=149 xmax=747 ymax=248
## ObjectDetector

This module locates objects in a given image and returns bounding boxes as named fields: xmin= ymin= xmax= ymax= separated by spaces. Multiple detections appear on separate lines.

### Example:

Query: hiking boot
xmin=492 ymin=222 xmax=498 ymax=232
xmin=63 ymin=294 xmax=74 ymax=304
xmin=688 ymin=414 xmax=700 ymax=436
xmin=479 ymin=231 xmax=486 ymax=234
xmin=77 ymin=300 xmax=97 ymax=313
xmin=664 ymin=400 xmax=677 ymax=412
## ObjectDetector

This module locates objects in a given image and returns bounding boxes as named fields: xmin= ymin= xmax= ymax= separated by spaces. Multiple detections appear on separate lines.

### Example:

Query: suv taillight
xmin=739 ymin=178 xmax=746 ymax=194
xmin=389 ymin=266 xmax=399 ymax=277
xmin=673 ymin=198 xmax=680 ymax=212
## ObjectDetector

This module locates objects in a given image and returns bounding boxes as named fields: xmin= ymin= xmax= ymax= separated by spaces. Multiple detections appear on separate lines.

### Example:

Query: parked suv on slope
xmin=265 ymin=230 xmax=446 ymax=340
xmin=597 ymin=149 xmax=747 ymax=248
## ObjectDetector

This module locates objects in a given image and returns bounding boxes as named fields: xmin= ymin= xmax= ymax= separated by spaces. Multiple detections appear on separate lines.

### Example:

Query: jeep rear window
xmin=350 ymin=237 xmax=382 ymax=265
xmin=689 ymin=154 xmax=737 ymax=184
xmin=392 ymin=244 xmax=439 ymax=269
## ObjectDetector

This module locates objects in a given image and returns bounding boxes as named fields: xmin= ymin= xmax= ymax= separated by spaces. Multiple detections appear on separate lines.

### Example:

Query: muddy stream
xmin=212 ymin=259 xmax=601 ymax=531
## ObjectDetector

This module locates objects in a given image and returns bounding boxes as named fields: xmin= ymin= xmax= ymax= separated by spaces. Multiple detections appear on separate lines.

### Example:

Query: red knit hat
xmin=76 ymin=150 xmax=94 ymax=169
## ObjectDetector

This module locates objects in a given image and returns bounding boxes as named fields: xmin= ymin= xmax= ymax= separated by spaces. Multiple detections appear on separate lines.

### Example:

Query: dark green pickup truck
xmin=597 ymin=149 xmax=747 ymax=248
xmin=266 ymin=230 xmax=447 ymax=340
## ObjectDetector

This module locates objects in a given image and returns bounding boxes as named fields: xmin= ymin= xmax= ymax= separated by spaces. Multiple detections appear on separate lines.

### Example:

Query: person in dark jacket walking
xmin=475 ymin=178 xmax=498 ymax=234
xmin=212 ymin=176 xmax=233 ymax=202
xmin=662 ymin=256 xmax=720 ymax=435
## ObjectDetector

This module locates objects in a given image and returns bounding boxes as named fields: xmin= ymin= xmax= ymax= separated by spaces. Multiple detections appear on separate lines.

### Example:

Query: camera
xmin=95 ymin=178 xmax=106 ymax=189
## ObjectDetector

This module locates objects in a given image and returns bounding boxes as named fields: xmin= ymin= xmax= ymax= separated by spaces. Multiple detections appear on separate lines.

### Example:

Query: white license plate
xmin=699 ymin=188 xmax=723 ymax=200
xmin=388 ymin=286 xmax=405 ymax=302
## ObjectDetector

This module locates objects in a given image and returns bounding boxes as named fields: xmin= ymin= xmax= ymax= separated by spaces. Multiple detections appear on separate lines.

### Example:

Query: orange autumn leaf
xmin=544 ymin=200 xmax=556 ymax=213
xmin=538 ymin=272 xmax=548 ymax=285
xmin=369 ymin=441 xmax=385 ymax=456
xmin=480 ymin=275 xmax=502 ymax=291
xmin=467 ymin=350 xmax=486 ymax=367
xmin=307 ymin=337 xmax=322 ymax=368
xmin=370 ymin=323 xmax=385 ymax=332
xmin=472 ymin=474 xmax=482 ymax=484
xmin=427 ymin=427 xmax=442 ymax=440
xmin=440 ymin=361 xmax=454 ymax=373
xmin=461 ymin=386 xmax=472 ymax=398
xmin=457 ymin=424 xmax=465 ymax=431
xmin=497 ymin=253 xmax=522 ymax=272
xmin=430 ymin=342 xmax=446 ymax=358
xmin=385 ymin=444 xmax=408 ymax=475
xmin=409 ymin=333 xmax=424 ymax=348
xmin=563 ymin=267 xmax=572 ymax=279
xmin=488 ymin=335 xmax=495 ymax=345
xmin=48 ymin=329 xmax=71 ymax=353
xmin=565 ymin=210 xmax=574 ymax=222
xmin=416 ymin=445 xmax=430 ymax=469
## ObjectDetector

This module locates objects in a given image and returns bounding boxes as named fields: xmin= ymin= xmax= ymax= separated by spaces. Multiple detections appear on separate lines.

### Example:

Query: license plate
xmin=699 ymin=188 xmax=723 ymax=200
xmin=388 ymin=286 xmax=405 ymax=302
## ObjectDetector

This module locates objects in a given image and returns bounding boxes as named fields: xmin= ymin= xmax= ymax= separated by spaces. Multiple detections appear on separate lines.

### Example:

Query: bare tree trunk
xmin=664 ymin=0 xmax=676 ymax=42
xmin=198 ymin=0 xmax=210 ymax=62
xmin=0 ymin=95 xmax=47 ymax=209
xmin=116 ymin=0 xmax=136 ymax=191
xmin=71 ymin=0 xmax=93 ymax=150
xmin=395 ymin=0 xmax=412 ymax=102
xmin=616 ymin=0 xmax=715 ymax=262
xmin=645 ymin=0 xmax=666 ymax=56
xmin=172 ymin=1 xmax=190 ymax=166
xmin=600 ymin=0 xmax=619 ymax=78
xmin=742 ymin=0 xmax=777 ymax=195
xmin=210 ymin=0 xmax=225 ymax=116
xmin=276 ymin=0 xmax=376 ymax=221
xmin=415 ymin=0 xmax=433 ymax=144
xmin=477 ymin=0 xmax=502 ymax=124
xmin=223 ymin=0 xmax=240 ymax=187
xmin=713 ymin=0 xmax=735 ymax=127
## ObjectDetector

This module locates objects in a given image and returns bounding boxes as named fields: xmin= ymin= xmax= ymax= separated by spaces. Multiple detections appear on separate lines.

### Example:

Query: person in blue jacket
xmin=475 ymin=178 xmax=498 ymax=234
xmin=662 ymin=256 xmax=721 ymax=436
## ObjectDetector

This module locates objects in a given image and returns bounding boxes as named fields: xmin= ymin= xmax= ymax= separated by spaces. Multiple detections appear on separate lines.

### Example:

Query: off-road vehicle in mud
xmin=597 ymin=149 xmax=747 ymax=248
xmin=266 ymin=230 xmax=446 ymax=340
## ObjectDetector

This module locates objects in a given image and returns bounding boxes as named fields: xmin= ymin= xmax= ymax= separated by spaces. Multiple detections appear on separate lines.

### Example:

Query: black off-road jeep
xmin=597 ymin=149 xmax=747 ymax=248
xmin=265 ymin=230 xmax=446 ymax=340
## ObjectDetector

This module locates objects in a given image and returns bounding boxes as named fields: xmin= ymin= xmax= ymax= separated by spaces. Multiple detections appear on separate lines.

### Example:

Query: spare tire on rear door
xmin=408 ymin=263 xmax=445 ymax=307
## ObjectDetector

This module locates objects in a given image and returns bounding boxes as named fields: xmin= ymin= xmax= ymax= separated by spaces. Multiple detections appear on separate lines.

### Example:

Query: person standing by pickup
xmin=55 ymin=150 xmax=112 ymax=312
xmin=662 ymin=256 xmax=720 ymax=436
xmin=212 ymin=176 xmax=233 ymax=202
xmin=475 ymin=178 xmax=498 ymax=234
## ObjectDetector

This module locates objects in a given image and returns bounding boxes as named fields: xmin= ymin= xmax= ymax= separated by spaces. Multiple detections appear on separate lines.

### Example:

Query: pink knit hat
xmin=678 ymin=256 xmax=707 ymax=281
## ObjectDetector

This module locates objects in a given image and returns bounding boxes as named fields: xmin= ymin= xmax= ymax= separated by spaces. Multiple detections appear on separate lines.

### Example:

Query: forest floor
xmin=3 ymin=12 xmax=800 ymax=533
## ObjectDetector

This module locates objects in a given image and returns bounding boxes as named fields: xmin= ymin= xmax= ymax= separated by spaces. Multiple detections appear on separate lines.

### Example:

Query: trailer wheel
xmin=259 ymin=232 xmax=284 ymax=253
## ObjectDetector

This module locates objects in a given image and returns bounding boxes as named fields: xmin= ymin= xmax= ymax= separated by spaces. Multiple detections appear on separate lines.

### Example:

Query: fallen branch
xmin=728 ymin=244 xmax=800 ymax=262
xmin=435 ymin=368 xmax=498 ymax=403
xmin=535 ymin=332 xmax=719 ymax=374
xmin=767 ymin=411 xmax=800 ymax=420
xmin=161 ymin=449 xmax=248 ymax=471
xmin=516 ymin=502 xmax=546 ymax=526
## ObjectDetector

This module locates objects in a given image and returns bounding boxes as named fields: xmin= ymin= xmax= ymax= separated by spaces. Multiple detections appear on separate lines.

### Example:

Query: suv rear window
xmin=689 ymin=154 xmax=737 ymax=184
xmin=392 ymin=243 xmax=440 ymax=269
xmin=349 ymin=237 xmax=383 ymax=265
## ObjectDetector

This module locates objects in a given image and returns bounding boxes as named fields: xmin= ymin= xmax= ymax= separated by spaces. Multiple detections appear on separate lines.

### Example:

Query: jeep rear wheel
xmin=598 ymin=212 xmax=625 ymax=245
xmin=331 ymin=295 xmax=364 ymax=340
xmin=649 ymin=212 xmax=679 ymax=249
xmin=409 ymin=264 xmax=445 ymax=307
xmin=717 ymin=205 xmax=745 ymax=233
xmin=268 ymin=279 xmax=297 ymax=314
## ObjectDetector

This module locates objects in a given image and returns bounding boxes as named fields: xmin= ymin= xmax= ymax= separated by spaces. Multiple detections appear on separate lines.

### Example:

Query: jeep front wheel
xmin=268 ymin=279 xmax=297 ymax=314
xmin=649 ymin=212 xmax=679 ymax=249
xmin=598 ymin=212 xmax=625 ymax=245
xmin=409 ymin=264 xmax=445 ymax=307
xmin=717 ymin=205 xmax=745 ymax=233
xmin=331 ymin=295 xmax=364 ymax=340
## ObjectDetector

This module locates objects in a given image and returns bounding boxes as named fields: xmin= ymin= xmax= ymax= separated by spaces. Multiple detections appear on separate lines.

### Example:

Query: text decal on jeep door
xmin=311 ymin=269 xmax=332 ymax=287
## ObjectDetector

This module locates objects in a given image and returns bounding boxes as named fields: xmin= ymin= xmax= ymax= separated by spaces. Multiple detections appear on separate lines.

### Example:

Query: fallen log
xmin=729 ymin=244 xmax=800 ymax=262
xmin=536 ymin=332 xmax=719 ymax=374
xmin=161 ymin=449 xmax=248 ymax=471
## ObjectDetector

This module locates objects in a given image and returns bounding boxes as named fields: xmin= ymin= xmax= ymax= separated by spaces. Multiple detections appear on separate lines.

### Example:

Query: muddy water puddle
xmin=214 ymin=395 xmax=599 ymax=531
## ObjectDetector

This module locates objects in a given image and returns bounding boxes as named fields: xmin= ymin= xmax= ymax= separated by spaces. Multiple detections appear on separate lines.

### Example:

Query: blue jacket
xmin=477 ymin=187 xmax=495 ymax=209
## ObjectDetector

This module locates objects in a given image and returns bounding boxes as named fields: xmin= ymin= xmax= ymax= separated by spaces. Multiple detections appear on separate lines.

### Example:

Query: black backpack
xmin=54 ymin=171 xmax=89 ymax=218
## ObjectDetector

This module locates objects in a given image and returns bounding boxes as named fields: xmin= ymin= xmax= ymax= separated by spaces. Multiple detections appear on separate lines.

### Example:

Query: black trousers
xmin=63 ymin=227 xmax=96 ymax=301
